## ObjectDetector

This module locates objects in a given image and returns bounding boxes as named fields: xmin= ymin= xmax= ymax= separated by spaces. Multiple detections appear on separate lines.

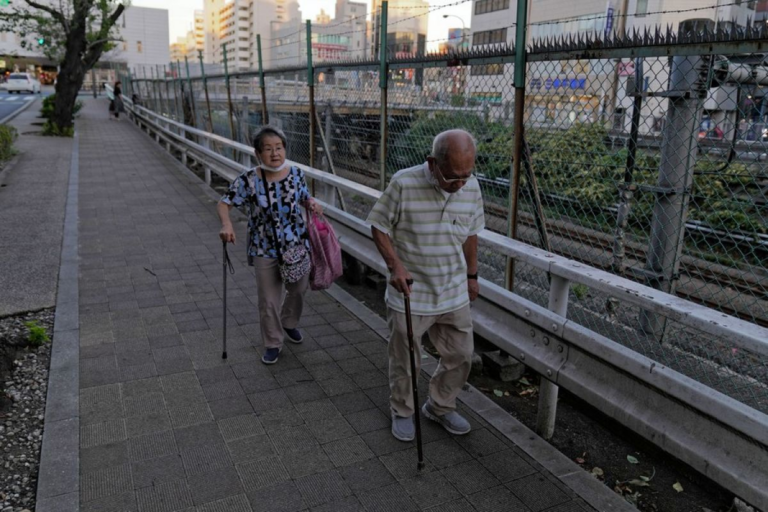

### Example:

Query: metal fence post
xmin=157 ymin=65 xmax=167 ymax=115
xmin=257 ymin=34 xmax=269 ymax=125
xmin=199 ymin=50 xmax=214 ymax=134
xmin=378 ymin=1 xmax=389 ymax=192
xmin=148 ymin=67 xmax=158 ymax=112
xmin=536 ymin=274 xmax=569 ymax=440
xmin=307 ymin=20 xmax=316 ymax=171
xmin=173 ymin=61 xmax=183 ymax=123
xmin=184 ymin=56 xmax=197 ymax=129
xmin=240 ymin=95 xmax=250 ymax=151
xmin=163 ymin=65 xmax=172 ymax=119
xmin=612 ymin=57 xmax=644 ymax=275
xmin=222 ymin=43 xmax=237 ymax=141
xmin=640 ymin=56 xmax=709 ymax=338
xmin=505 ymin=0 xmax=529 ymax=291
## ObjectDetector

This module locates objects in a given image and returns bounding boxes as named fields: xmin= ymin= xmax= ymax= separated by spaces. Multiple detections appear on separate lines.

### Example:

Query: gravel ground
xmin=0 ymin=309 xmax=54 ymax=512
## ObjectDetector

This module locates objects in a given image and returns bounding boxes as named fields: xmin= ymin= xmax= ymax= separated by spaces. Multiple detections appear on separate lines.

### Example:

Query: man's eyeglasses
xmin=432 ymin=161 xmax=474 ymax=184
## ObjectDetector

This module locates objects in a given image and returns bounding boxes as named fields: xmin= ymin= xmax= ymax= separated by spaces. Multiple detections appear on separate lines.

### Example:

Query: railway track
xmin=331 ymin=157 xmax=768 ymax=328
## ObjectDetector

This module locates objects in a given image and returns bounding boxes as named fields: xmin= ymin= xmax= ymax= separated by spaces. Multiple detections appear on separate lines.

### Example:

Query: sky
xmin=130 ymin=0 xmax=473 ymax=49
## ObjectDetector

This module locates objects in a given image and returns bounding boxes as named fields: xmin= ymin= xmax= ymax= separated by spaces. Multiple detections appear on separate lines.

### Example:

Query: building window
xmin=137 ymin=41 xmax=142 ymax=53
xmin=636 ymin=0 xmax=648 ymax=16
xmin=122 ymin=42 xmax=128 ymax=51
xmin=471 ymin=63 xmax=504 ymax=75
xmin=475 ymin=0 xmax=509 ymax=16
xmin=473 ymin=28 xmax=507 ymax=46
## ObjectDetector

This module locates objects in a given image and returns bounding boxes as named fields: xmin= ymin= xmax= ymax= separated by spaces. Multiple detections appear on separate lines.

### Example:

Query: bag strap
xmin=258 ymin=168 xmax=285 ymax=264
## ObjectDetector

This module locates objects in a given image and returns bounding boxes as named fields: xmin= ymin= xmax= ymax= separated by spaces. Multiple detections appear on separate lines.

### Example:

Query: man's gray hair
xmin=431 ymin=129 xmax=477 ymax=165
xmin=253 ymin=125 xmax=288 ymax=152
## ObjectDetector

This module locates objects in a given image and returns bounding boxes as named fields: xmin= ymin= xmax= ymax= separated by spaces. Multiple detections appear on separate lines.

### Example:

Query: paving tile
xmin=258 ymin=406 xmax=305 ymax=431
xmin=455 ymin=428 xmax=508 ymax=459
xmin=306 ymin=362 xmax=344 ymax=382
xmin=380 ymin=447 xmax=436 ymax=481
xmin=168 ymin=401 xmax=214 ymax=428
xmin=270 ymin=424 xmax=319 ymax=454
xmin=294 ymin=470 xmax=352 ymax=508
xmin=338 ymin=458 xmax=395 ymax=492
xmin=424 ymin=498 xmax=476 ymax=512
xmin=541 ymin=502 xmax=588 ymax=512
xmin=188 ymin=466 xmax=244 ymax=505
xmin=80 ymin=441 xmax=129 ymax=473
xmin=135 ymin=479 xmax=194 ymax=512
xmin=226 ymin=434 xmax=276 ymax=464
xmin=202 ymin=379 xmax=245 ymax=401
xmin=285 ymin=382 xmax=327 ymax=404
xmin=121 ymin=377 xmax=163 ymax=398
xmin=281 ymin=445 xmax=335 ymax=479
xmin=180 ymin=443 xmax=233 ymax=475
xmin=128 ymin=430 xmax=178 ymax=462
xmin=321 ymin=435 xmax=375 ymax=467
xmin=296 ymin=350 xmax=334 ymax=366
xmin=337 ymin=357 xmax=377 ymax=375
xmin=349 ymin=371 xmax=389 ymax=390
xmin=345 ymin=408 xmax=390 ymax=434
xmin=401 ymin=470 xmax=462 ymax=509
xmin=174 ymin=422 xmax=223 ymax=451
xmin=357 ymin=482 xmax=420 ymax=512
xmin=246 ymin=481 xmax=305 ymax=512
xmin=80 ymin=491 xmax=137 ymax=512
xmin=247 ymin=388 xmax=292 ymax=413
xmin=424 ymin=438 xmax=473 ymax=469
xmin=477 ymin=449 xmax=537 ymax=483
xmin=310 ymin=495 xmax=365 ymax=512
xmin=506 ymin=474 xmax=572 ymax=512
xmin=196 ymin=494 xmax=253 ymax=512
xmin=442 ymin=460 xmax=501 ymax=496
xmin=363 ymin=386 xmax=390 ymax=409
xmin=125 ymin=411 xmax=172 ymax=438
xmin=331 ymin=391 xmax=376 ymax=415
xmin=361 ymin=428 xmax=413 ymax=456
xmin=209 ymin=395 xmax=254 ymax=420
xmin=80 ymin=463 xmax=133 ymax=502
xmin=218 ymin=414 xmax=265 ymax=442
xmin=274 ymin=368 xmax=314 ymax=387
xmin=318 ymin=375 xmax=359 ymax=397
xmin=467 ymin=485 xmax=529 ymax=512
xmin=131 ymin=454 xmax=186 ymax=489
xmin=123 ymin=392 xmax=166 ymax=418
xmin=307 ymin=416 xmax=356 ymax=444
xmin=237 ymin=456 xmax=290 ymax=492
xmin=81 ymin=419 xmax=127 ymax=449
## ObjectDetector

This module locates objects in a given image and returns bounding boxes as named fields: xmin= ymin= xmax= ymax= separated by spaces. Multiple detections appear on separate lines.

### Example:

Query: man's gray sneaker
xmin=422 ymin=401 xmax=471 ymax=435
xmin=391 ymin=413 xmax=415 ymax=441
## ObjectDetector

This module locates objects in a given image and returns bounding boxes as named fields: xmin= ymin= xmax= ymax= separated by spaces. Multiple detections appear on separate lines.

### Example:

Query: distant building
xmin=370 ymin=0 xmax=428 ymax=85
xmin=106 ymin=6 xmax=170 ymax=69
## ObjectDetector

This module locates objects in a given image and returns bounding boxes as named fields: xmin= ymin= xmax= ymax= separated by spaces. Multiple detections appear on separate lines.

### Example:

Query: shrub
xmin=0 ymin=125 xmax=18 ymax=161
xmin=24 ymin=321 xmax=50 ymax=347
xmin=41 ymin=94 xmax=83 ymax=122
xmin=42 ymin=121 xmax=74 ymax=138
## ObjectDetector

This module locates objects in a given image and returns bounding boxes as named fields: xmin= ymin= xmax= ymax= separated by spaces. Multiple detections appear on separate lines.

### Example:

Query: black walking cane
xmin=404 ymin=279 xmax=425 ymax=470
xmin=221 ymin=241 xmax=234 ymax=359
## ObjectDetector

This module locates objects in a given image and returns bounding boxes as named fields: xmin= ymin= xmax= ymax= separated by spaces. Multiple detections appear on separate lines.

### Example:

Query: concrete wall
xmin=105 ymin=6 xmax=170 ymax=68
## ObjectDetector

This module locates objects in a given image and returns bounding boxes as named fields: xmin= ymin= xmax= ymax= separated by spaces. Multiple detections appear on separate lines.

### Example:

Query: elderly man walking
xmin=368 ymin=129 xmax=485 ymax=441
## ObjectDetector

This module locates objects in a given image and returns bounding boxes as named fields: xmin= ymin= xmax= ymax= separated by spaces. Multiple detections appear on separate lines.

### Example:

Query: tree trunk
xmin=51 ymin=31 xmax=87 ymax=132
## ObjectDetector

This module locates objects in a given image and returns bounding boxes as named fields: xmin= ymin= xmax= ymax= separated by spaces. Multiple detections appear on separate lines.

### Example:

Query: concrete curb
xmin=35 ymin=131 xmax=79 ymax=512
xmin=0 ymin=96 xmax=38 ymax=125
xmin=326 ymin=283 xmax=635 ymax=512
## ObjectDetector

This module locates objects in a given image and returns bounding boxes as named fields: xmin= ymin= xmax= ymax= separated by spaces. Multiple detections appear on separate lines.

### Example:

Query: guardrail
xmin=121 ymin=95 xmax=768 ymax=511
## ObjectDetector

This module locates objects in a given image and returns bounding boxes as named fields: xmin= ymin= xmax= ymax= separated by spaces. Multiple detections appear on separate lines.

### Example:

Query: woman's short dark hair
xmin=253 ymin=125 xmax=288 ymax=152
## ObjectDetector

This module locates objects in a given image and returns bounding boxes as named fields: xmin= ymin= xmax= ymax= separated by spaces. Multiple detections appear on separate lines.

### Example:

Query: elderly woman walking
xmin=218 ymin=126 xmax=321 ymax=364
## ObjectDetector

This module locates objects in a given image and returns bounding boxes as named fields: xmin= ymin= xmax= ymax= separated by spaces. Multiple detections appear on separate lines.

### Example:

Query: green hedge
xmin=0 ymin=125 xmax=18 ymax=162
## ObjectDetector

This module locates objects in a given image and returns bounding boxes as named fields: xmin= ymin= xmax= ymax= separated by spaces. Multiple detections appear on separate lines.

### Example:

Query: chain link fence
xmin=124 ymin=30 xmax=768 ymax=414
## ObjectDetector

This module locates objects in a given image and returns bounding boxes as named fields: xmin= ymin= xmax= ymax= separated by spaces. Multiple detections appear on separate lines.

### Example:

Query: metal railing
xmin=120 ymin=94 xmax=768 ymax=510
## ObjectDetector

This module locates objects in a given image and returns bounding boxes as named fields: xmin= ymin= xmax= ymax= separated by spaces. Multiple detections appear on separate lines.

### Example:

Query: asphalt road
xmin=0 ymin=90 xmax=50 ymax=123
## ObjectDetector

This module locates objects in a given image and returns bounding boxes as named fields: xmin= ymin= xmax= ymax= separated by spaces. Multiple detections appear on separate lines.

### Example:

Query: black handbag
xmin=259 ymin=169 xmax=310 ymax=283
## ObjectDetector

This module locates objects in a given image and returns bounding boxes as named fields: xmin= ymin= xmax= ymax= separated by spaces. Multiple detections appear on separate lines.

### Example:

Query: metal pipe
xmin=379 ymin=1 xmax=389 ymax=192
xmin=640 ymin=56 xmax=709 ymax=338
xmin=505 ymin=0 xmax=529 ymax=291
xmin=184 ymin=56 xmax=197 ymax=129
xmin=612 ymin=57 xmax=644 ymax=275
xmin=198 ymin=50 xmax=214 ymax=134
xmin=222 ymin=43 xmax=237 ymax=141
xmin=307 ymin=20 xmax=316 ymax=171
xmin=257 ymin=34 xmax=269 ymax=125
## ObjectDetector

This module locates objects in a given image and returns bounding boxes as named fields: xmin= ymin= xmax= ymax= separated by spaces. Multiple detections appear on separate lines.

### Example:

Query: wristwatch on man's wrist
xmin=467 ymin=273 xmax=478 ymax=280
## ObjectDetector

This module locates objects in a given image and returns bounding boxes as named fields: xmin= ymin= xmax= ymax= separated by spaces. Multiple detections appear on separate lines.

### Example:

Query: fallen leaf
xmin=627 ymin=479 xmax=650 ymax=487
xmin=673 ymin=481 xmax=684 ymax=493
xmin=477 ymin=387 xmax=490 ymax=393
xmin=519 ymin=388 xmax=536 ymax=397
xmin=575 ymin=457 xmax=585 ymax=464
xmin=503 ymin=391 xmax=510 ymax=397
xmin=640 ymin=475 xmax=650 ymax=482
xmin=627 ymin=455 xmax=639 ymax=464
xmin=493 ymin=389 xmax=503 ymax=397
xmin=591 ymin=467 xmax=604 ymax=478
xmin=519 ymin=377 xmax=532 ymax=386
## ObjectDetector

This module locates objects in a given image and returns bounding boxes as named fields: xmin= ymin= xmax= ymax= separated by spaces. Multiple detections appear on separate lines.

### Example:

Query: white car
xmin=4 ymin=73 xmax=41 ymax=94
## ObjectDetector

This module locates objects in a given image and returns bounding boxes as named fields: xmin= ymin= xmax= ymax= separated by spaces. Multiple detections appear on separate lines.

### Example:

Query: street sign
xmin=0 ymin=0 xmax=9 ymax=7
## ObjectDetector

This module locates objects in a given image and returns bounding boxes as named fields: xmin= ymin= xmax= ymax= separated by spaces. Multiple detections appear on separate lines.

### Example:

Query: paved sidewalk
xmin=66 ymin=100 xmax=612 ymax=512
xmin=0 ymin=98 xmax=72 ymax=316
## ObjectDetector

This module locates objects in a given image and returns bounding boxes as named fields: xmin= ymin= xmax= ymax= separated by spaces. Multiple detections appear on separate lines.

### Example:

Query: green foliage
xmin=41 ymin=94 xmax=82 ymax=121
xmin=0 ymin=125 xmax=18 ymax=161
xmin=572 ymin=283 xmax=589 ymax=300
xmin=24 ymin=321 xmax=50 ymax=347
xmin=42 ymin=121 xmax=74 ymax=137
